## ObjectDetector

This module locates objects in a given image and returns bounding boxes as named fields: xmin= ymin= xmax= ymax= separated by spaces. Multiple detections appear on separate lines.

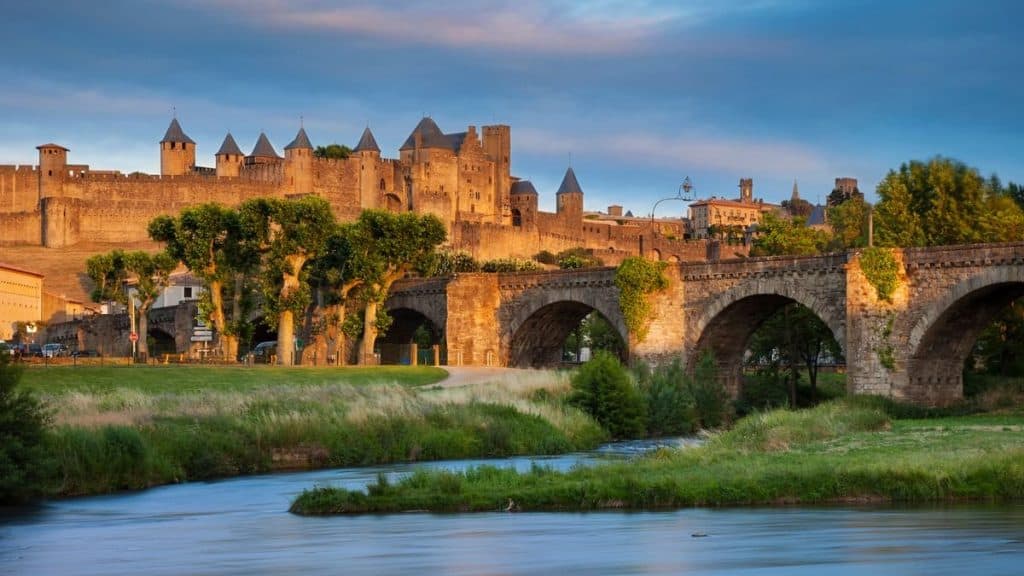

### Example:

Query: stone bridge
xmin=384 ymin=242 xmax=1024 ymax=405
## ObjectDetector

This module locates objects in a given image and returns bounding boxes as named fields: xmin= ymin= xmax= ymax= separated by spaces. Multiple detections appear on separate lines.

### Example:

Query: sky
xmin=1 ymin=0 xmax=1021 ymax=215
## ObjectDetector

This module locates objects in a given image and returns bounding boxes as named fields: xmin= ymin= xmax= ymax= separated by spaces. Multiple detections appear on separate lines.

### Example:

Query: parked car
xmin=251 ymin=341 xmax=277 ymax=364
xmin=27 ymin=344 xmax=43 ymax=357
xmin=0 ymin=341 xmax=12 ymax=356
xmin=42 ymin=343 xmax=69 ymax=358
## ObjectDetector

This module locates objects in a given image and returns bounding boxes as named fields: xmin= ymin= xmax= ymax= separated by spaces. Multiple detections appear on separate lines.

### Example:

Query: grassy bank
xmin=27 ymin=366 xmax=606 ymax=497
xmin=290 ymin=399 xmax=1024 ymax=514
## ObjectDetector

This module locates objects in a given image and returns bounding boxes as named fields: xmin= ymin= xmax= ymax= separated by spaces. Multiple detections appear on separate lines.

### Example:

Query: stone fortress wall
xmin=0 ymin=117 xmax=722 ymax=264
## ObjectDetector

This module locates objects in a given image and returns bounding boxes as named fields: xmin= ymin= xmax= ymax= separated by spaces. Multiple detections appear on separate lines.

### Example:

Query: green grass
xmin=26 ymin=366 xmax=607 ymax=497
xmin=21 ymin=365 xmax=448 ymax=395
xmin=290 ymin=398 xmax=1024 ymax=515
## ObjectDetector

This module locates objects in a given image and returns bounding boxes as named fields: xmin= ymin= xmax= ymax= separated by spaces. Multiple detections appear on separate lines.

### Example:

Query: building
xmin=0 ymin=263 xmax=43 ymax=340
xmin=688 ymin=178 xmax=779 ymax=239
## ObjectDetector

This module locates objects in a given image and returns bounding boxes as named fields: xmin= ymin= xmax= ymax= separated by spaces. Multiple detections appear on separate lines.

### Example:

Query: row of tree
xmin=87 ymin=197 xmax=446 ymax=365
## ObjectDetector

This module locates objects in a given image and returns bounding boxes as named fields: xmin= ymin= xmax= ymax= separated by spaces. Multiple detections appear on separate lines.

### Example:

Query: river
xmin=2 ymin=439 xmax=1022 ymax=575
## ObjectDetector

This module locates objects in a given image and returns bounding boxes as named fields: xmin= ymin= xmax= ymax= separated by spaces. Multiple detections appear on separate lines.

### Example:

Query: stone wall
xmin=444 ymin=273 xmax=501 ymax=366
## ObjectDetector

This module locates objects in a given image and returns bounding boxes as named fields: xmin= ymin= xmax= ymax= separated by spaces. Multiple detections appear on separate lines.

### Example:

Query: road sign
xmin=190 ymin=335 xmax=213 ymax=342
xmin=130 ymin=332 xmax=139 ymax=342
xmin=192 ymin=329 xmax=213 ymax=337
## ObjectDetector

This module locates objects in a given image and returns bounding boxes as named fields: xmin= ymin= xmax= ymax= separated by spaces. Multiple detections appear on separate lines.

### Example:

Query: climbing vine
xmin=875 ymin=315 xmax=896 ymax=371
xmin=614 ymin=257 xmax=669 ymax=342
xmin=860 ymin=247 xmax=899 ymax=302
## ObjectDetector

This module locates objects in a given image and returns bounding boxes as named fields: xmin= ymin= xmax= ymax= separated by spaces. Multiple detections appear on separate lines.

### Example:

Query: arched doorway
xmin=377 ymin=307 xmax=445 ymax=365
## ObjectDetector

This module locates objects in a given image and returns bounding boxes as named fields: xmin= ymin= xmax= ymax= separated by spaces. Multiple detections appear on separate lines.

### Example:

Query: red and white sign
xmin=129 ymin=332 xmax=139 ymax=342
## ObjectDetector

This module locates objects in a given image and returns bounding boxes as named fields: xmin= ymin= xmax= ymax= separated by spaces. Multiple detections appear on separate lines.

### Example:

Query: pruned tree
xmin=241 ymin=196 xmax=336 ymax=366
xmin=149 ymin=203 xmax=256 ymax=360
xmin=354 ymin=210 xmax=446 ymax=364
xmin=305 ymin=222 xmax=373 ymax=364
xmin=123 ymin=251 xmax=177 ymax=361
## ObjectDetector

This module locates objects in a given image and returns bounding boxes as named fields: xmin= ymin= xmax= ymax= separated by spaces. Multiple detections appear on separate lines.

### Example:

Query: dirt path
xmin=434 ymin=366 xmax=552 ymax=388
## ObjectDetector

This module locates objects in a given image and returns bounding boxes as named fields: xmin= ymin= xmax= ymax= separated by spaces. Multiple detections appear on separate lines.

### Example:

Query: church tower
xmin=284 ymin=126 xmax=314 ymax=194
xmin=160 ymin=117 xmax=196 ymax=176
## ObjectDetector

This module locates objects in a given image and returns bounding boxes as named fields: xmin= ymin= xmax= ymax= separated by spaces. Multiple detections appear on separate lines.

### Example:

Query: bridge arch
xmin=905 ymin=267 xmax=1024 ymax=402
xmin=507 ymin=293 xmax=627 ymax=368
xmin=378 ymin=306 xmax=445 ymax=365
xmin=688 ymin=279 xmax=846 ymax=392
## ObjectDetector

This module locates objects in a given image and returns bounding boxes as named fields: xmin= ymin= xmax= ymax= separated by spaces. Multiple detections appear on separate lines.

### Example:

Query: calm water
xmin=2 ymin=439 xmax=1022 ymax=575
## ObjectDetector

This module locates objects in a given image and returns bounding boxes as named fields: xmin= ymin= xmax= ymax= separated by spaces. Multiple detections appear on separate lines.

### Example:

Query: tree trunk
xmin=360 ymin=298 xmax=379 ymax=365
xmin=223 ymin=273 xmax=244 ymax=362
xmin=330 ymin=303 xmax=344 ymax=366
xmin=208 ymin=278 xmax=228 ymax=357
xmin=277 ymin=309 xmax=295 ymax=366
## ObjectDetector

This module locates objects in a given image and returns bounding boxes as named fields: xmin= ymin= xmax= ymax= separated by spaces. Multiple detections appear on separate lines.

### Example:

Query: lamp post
xmin=651 ymin=177 xmax=694 ymax=225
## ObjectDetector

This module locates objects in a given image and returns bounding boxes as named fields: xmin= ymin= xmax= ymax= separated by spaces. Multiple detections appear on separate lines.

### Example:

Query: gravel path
xmin=433 ymin=366 xmax=552 ymax=388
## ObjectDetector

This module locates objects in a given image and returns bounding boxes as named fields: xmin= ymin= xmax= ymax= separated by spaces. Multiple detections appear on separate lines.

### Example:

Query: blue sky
xmin=1 ymin=0 xmax=1021 ymax=215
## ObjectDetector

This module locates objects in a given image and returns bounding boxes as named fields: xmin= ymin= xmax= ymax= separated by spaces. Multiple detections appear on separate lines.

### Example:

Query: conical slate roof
xmin=510 ymin=180 xmax=538 ymax=196
xmin=354 ymin=127 xmax=380 ymax=153
xmin=160 ymin=118 xmax=195 ymax=144
xmin=400 ymin=117 xmax=449 ymax=150
xmin=556 ymin=167 xmax=583 ymax=195
xmin=285 ymin=127 xmax=313 ymax=150
xmin=249 ymin=132 xmax=281 ymax=159
xmin=216 ymin=133 xmax=243 ymax=156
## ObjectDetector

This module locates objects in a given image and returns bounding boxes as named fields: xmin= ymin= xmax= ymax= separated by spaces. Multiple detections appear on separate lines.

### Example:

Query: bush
xmin=635 ymin=360 xmax=696 ymax=436
xmin=533 ymin=250 xmax=558 ymax=265
xmin=568 ymin=352 xmax=646 ymax=439
xmin=0 ymin=353 xmax=53 ymax=503
xmin=687 ymin=351 xmax=731 ymax=429
xmin=480 ymin=258 xmax=541 ymax=273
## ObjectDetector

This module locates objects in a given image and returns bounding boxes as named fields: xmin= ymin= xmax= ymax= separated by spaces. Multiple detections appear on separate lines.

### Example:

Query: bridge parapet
xmin=681 ymin=252 xmax=848 ymax=281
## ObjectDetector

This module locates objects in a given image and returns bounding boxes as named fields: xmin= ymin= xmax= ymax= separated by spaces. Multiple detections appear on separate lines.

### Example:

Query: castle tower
xmin=246 ymin=133 xmax=281 ymax=165
xmin=215 ymin=133 xmax=244 ymax=178
xmin=37 ymin=143 xmax=68 ymax=200
xmin=556 ymin=166 xmax=584 ymax=227
xmin=36 ymin=143 xmax=78 ymax=248
xmin=739 ymin=178 xmax=753 ymax=203
xmin=354 ymin=127 xmax=382 ymax=210
xmin=160 ymin=118 xmax=196 ymax=176
xmin=284 ymin=126 xmax=313 ymax=194
xmin=482 ymin=125 xmax=511 ymax=222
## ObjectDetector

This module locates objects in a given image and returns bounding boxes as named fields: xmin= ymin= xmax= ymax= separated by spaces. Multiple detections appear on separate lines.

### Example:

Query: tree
xmin=314 ymin=144 xmax=352 ymax=160
xmin=746 ymin=303 xmax=843 ymax=407
xmin=568 ymin=351 xmax=646 ymax=439
xmin=0 ymin=351 xmax=52 ymax=503
xmin=123 ymin=251 xmax=176 ymax=362
xmin=149 ymin=204 xmax=254 ymax=360
xmin=874 ymin=157 xmax=1024 ymax=247
xmin=241 ymin=196 xmax=337 ymax=366
xmin=827 ymin=196 xmax=870 ymax=250
xmin=85 ymin=250 xmax=128 ymax=305
xmin=354 ymin=210 xmax=446 ymax=364
xmin=750 ymin=213 xmax=828 ymax=257
xmin=782 ymin=197 xmax=813 ymax=219
xmin=305 ymin=223 xmax=373 ymax=365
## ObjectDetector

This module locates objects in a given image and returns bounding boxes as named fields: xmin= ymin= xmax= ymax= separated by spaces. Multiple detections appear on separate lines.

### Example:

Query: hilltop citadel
xmin=0 ymin=117 xmax=745 ymax=264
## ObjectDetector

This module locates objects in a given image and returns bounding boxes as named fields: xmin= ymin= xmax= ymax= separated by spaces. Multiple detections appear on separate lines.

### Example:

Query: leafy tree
xmin=123 ymin=251 xmax=176 ymax=361
xmin=568 ymin=351 xmax=646 ymax=439
xmin=827 ymin=196 xmax=870 ymax=250
xmin=0 ymin=352 xmax=52 ymax=504
xmin=353 ymin=210 xmax=446 ymax=364
xmin=745 ymin=303 xmax=842 ymax=407
xmin=85 ymin=250 xmax=128 ymax=305
xmin=782 ymin=197 xmax=813 ymax=219
xmin=874 ymin=157 xmax=1024 ymax=247
xmin=314 ymin=144 xmax=352 ymax=160
xmin=241 ymin=196 xmax=337 ymax=365
xmin=970 ymin=300 xmax=1024 ymax=377
xmin=750 ymin=213 xmax=828 ymax=257
xmin=149 ymin=204 xmax=254 ymax=360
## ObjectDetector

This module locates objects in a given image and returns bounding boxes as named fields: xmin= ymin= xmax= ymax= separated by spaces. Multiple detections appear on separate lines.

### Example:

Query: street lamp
xmin=651 ymin=176 xmax=695 ymax=226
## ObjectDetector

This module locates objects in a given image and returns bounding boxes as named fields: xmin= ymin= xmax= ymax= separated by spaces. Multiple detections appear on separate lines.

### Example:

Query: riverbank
xmin=24 ymin=366 xmax=606 ymax=497
xmin=290 ymin=398 xmax=1024 ymax=514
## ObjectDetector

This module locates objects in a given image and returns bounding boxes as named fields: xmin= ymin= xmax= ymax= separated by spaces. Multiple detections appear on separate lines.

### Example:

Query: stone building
xmin=0 ymin=116 xmax=721 ymax=264
xmin=0 ymin=263 xmax=43 ymax=340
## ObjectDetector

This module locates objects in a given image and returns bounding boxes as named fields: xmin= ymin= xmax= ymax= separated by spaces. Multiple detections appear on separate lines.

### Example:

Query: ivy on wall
xmin=614 ymin=257 xmax=669 ymax=342
xmin=860 ymin=247 xmax=899 ymax=302
xmin=876 ymin=315 xmax=896 ymax=371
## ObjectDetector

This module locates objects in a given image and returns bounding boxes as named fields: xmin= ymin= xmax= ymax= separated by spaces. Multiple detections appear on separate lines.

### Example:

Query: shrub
xmin=480 ymin=258 xmax=541 ymax=273
xmin=568 ymin=352 xmax=646 ymax=439
xmin=533 ymin=250 xmax=558 ymax=265
xmin=687 ymin=351 xmax=731 ymax=429
xmin=635 ymin=359 xmax=696 ymax=436
xmin=0 ymin=353 xmax=53 ymax=503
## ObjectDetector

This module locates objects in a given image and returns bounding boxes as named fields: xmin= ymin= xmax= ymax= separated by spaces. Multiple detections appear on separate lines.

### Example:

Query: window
xmin=184 ymin=287 xmax=193 ymax=299
xmin=379 ymin=178 xmax=386 ymax=191
xmin=170 ymin=142 xmax=176 ymax=150
xmin=512 ymin=208 xmax=522 ymax=226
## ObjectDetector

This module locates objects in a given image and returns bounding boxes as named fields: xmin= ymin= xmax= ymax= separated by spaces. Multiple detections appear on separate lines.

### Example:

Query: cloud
xmin=197 ymin=0 xmax=681 ymax=55
xmin=516 ymin=126 xmax=828 ymax=177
